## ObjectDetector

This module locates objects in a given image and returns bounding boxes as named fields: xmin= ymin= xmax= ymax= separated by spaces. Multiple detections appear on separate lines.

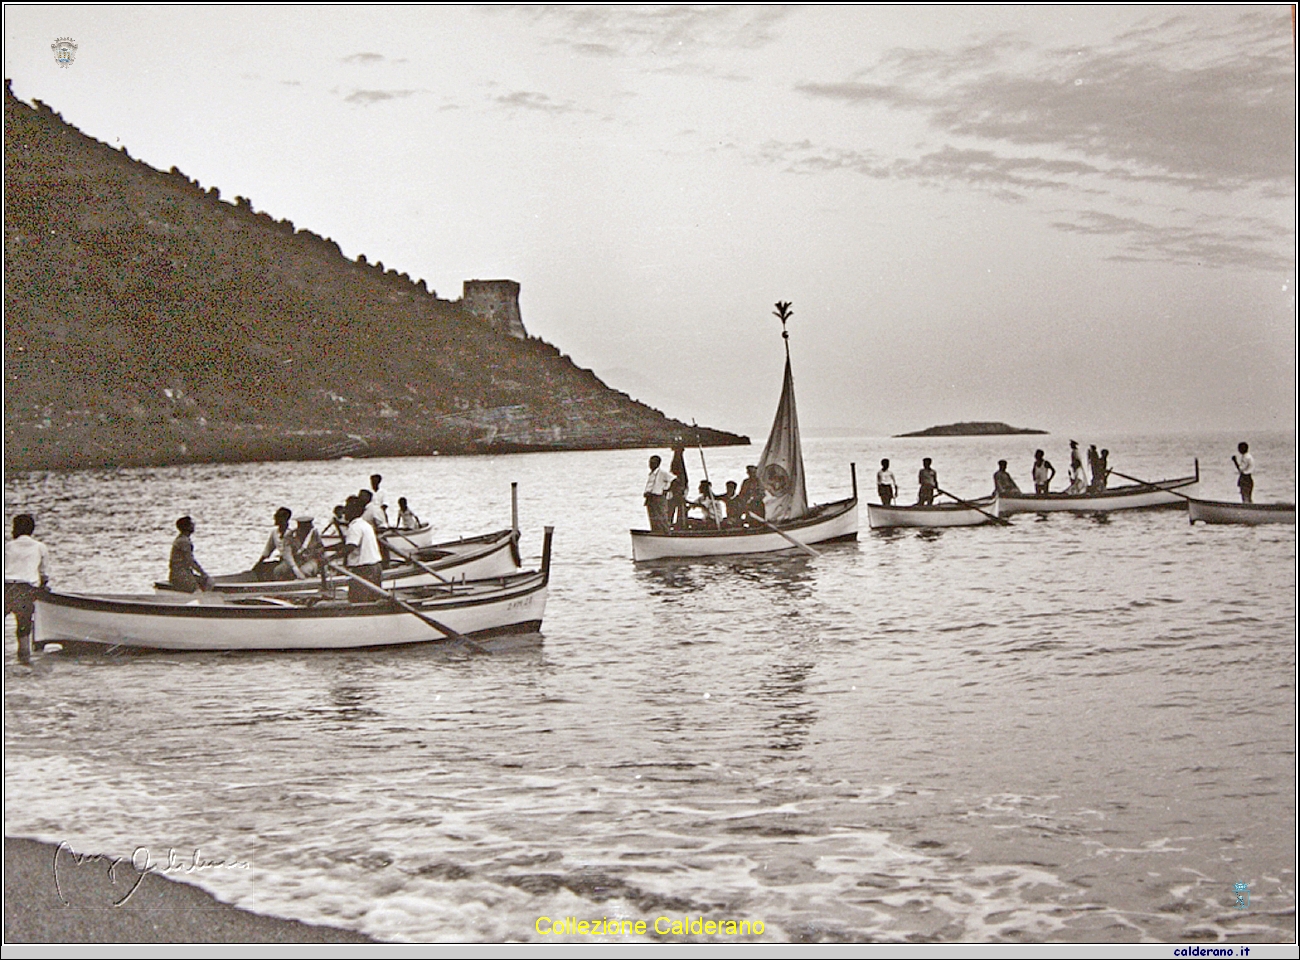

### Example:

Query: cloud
xmin=494 ymin=90 xmax=584 ymax=115
xmin=522 ymin=5 xmax=791 ymax=61
xmin=343 ymin=52 xmax=386 ymax=64
xmin=345 ymin=89 xmax=416 ymax=105
xmin=799 ymin=12 xmax=1294 ymax=191
xmin=1051 ymin=209 xmax=1294 ymax=271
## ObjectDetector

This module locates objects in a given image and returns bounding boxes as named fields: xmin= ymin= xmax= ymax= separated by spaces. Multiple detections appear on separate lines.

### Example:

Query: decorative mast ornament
xmin=773 ymin=301 xmax=793 ymax=341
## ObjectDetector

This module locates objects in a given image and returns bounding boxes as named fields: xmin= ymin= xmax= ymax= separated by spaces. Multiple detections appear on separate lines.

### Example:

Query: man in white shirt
xmin=876 ymin=459 xmax=899 ymax=506
xmin=5 ymin=514 xmax=50 ymax=663
xmin=369 ymin=474 xmax=390 ymax=526
xmin=643 ymin=455 xmax=675 ymax=531
xmin=344 ymin=497 xmax=384 ymax=602
xmin=1233 ymin=442 xmax=1255 ymax=503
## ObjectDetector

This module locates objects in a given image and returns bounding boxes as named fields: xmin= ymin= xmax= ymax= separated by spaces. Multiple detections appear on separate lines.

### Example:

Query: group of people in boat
xmin=165 ymin=474 xmax=426 ymax=602
xmin=643 ymin=444 xmax=767 ymax=531
xmin=875 ymin=441 xmax=1260 ymax=506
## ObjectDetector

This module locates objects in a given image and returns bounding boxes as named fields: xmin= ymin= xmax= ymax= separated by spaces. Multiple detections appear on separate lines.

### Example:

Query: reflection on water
xmin=4 ymin=433 xmax=1295 ymax=942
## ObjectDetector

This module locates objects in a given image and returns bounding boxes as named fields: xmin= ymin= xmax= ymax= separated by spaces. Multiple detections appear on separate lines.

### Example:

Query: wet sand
xmin=4 ymin=836 xmax=374 ymax=943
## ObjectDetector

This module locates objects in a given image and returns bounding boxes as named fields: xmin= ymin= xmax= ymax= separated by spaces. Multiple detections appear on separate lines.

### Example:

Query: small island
xmin=894 ymin=421 xmax=1047 ymax=438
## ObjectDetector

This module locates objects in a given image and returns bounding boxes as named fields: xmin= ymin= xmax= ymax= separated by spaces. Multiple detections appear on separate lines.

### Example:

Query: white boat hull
xmin=868 ymin=497 xmax=999 ymax=529
xmin=1187 ymin=498 xmax=1296 ymax=525
xmin=630 ymin=498 xmax=857 ymax=561
xmin=997 ymin=472 xmax=1199 ymax=515
xmin=38 ymin=575 xmax=546 ymax=652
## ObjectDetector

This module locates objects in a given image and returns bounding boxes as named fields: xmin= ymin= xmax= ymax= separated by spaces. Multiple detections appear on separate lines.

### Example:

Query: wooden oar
xmin=324 ymin=560 xmax=484 ymax=651
xmin=382 ymin=541 xmax=452 ymax=585
xmin=755 ymin=516 xmax=820 ymax=558
xmin=1108 ymin=470 xmax=1198 ymax=503
xmin=936 ymin=487 xmax=1011 ymax=526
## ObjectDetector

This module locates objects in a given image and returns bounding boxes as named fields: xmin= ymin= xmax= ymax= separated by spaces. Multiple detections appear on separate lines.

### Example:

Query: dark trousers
xmin=347 ymin=563 xmax=383 ymax=602
xmin=645 ymin=494 xmax=669 ymax=532
xmin=6 ymin=581 xmax=37 ymax=661
xmin=1239 ymin=474 xmax=1254 ymax=503
xmin=878 ymin=485 xmax=894 ymax=506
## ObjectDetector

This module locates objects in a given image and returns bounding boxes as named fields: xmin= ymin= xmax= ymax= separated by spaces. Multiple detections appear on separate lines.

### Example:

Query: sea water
xmin=3 ymin=431 xmax=1295 ymax=942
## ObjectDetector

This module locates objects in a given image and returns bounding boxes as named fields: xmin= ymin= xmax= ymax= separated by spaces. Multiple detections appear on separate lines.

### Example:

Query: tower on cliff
xmin=462 ymin=279 xmax=527 ymax=339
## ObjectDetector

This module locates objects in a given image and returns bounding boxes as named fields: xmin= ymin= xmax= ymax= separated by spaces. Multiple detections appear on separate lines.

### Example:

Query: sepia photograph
xmin=4 ymin=5 xmax=1296 ymax=948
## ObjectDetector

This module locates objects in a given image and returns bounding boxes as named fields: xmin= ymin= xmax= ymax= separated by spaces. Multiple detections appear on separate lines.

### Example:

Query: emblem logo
xmin=1233 ymin=881 xmax=1249 ymax=910
xmin=762 ymin=463 xmax=791 ymax=496
xmin=51 ymin=37 xmax=78 ymax=68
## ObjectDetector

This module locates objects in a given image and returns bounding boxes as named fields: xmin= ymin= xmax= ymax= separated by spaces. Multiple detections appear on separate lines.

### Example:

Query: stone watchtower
xmin=462 ymin=279 xmax=527 ymax=339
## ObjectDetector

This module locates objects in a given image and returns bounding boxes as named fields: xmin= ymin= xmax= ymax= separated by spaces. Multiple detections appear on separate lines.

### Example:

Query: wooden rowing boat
xmin=155 ymin=528 xmax=521 ymax=597
xmin=36 ymin=531 xmax=553 ymax=652
xmin=631 ymin=495 xmax=858 ymax=560
xmin=630 ymin=302 xmax=858 ymax=561
xmin=1187 ymin=498 xmax=1296 ymax=525
xmin=867 ymin=496 xmax=999 ymax=529
xmin=997 ymin=462 xmax=1199 ymax=515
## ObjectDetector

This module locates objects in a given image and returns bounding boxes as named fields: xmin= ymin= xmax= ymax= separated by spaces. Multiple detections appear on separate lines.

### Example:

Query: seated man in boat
xmin=344 ymin=497 xmax=384 ymax=602
xmin=687 ymin=480 xmax=727 ymax=528
xmin=291 ymin=517 xmax=324 ymax=578
xmin=992 ymin=461 xmax=1022 ymax=497
xmin=720 ymin=480 xmax=742 ymax=527
xmin=737 ymin=465 xmax=766 ymax=525
xmin=258 ymin=507 xmax=307 ymax=581
xmin=169 ymin=516 xmax=214 ymax=593
xmin=396 ymin=497 xmax=421 ymax=530
xmin=916 ymin=458 xmax=937 ymax=506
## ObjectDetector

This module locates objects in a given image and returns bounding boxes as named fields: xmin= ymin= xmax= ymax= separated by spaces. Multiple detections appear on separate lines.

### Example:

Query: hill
xmin=894 ymin=421 xmax=1046 ymax=438
xmin=2 ymin=82 xmax=746 ymax=472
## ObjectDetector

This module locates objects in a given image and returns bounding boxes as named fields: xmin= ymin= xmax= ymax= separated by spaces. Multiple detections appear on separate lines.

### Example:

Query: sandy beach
xmin=4 ymin=836 xmax=373 ymax=943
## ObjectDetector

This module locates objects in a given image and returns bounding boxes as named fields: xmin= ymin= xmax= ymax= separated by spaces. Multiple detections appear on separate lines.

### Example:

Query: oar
xmin=754 ymin=516 xmax=820 ymax=558
xmin=324 ymin=560 xmax=485 ymax=651
xmin=936 ymin=487 xmax=1010 ymax=526
xmin=1108 ymin=470 xmax=1198 ymax=503
xmin=383 ymin=540 xmax=452 ymax=585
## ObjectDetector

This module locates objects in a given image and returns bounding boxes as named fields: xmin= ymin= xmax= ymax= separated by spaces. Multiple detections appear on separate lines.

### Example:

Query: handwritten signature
xmin=53 ymin=840 xmax=250 ymax=907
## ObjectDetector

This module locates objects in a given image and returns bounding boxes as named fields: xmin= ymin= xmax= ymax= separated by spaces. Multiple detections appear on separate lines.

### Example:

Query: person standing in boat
xmin=668 ymin=443 xmax=690 ymax=529
xmin=876 ymin=459 xmax=898 ymax=506
xmin=396 ymin=497 xmax=421 ymax=530
xmin=1064 ymin=441 xmax=1088 ymax=495
xmin=169 ymin=516 xmax=213 ymax=593
xmin=5 ymin=514 xmax=50 ymax=664
xmin=643 ymin=455 xmax=675 ymax=531
xmin=1097 ymin=449 xmax=1111 ymax=491
xmin=1031 ymin=449 xmax=1056 ymax=493
xmin=368 ymin=474 xmax=390 ymax=527
xmin=916 ymin=458 xmax=937 ymax=506
xmin=1233 ymin=442 xmax=1254 ymax=503
xmin=1087 ymin=444 xmax=1106 ymax=492
xmin=738 ymin=465 xmax=766 ymax=524
xmin=258 ymin=507 xmax=307 ymax=581
xmin=993 ymin=460 xmax=1022 ymax=496
xmin=343 ymin=497 xmax=384 ymax=602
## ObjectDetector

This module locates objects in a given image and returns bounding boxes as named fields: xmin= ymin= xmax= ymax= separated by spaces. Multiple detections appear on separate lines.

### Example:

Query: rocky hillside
xmin=3 ymin=82 xmax=745 ymax=472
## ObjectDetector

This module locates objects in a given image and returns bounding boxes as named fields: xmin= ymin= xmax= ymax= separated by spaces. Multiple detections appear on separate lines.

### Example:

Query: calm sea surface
xmin=4 ymin=432 xmax=1295 ymax=942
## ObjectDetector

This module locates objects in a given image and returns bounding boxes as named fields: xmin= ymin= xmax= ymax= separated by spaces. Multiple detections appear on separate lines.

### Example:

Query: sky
xmin=4 ymin=5 xmax=1296 ymax=440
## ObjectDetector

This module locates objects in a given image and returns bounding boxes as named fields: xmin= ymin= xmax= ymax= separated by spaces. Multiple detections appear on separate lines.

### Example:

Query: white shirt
xmin=876 ymin=469 xmax=897 ymax=490
xmin=644 ymin=467 xmax=675 ymax=496
xmin=362 ymin=500 xmax=387 ymax=531
xmin=345 ymin=518 xmax=383 ymax=566
xmin=1237 ymin=453 xmax=1254 ymax=475
xmin=5 ymin=536 xmax=50 ymax=585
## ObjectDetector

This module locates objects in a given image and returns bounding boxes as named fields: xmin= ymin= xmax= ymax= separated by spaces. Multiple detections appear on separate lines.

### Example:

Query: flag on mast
xmin=757 ymin=346 xmax=808 ymax=522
